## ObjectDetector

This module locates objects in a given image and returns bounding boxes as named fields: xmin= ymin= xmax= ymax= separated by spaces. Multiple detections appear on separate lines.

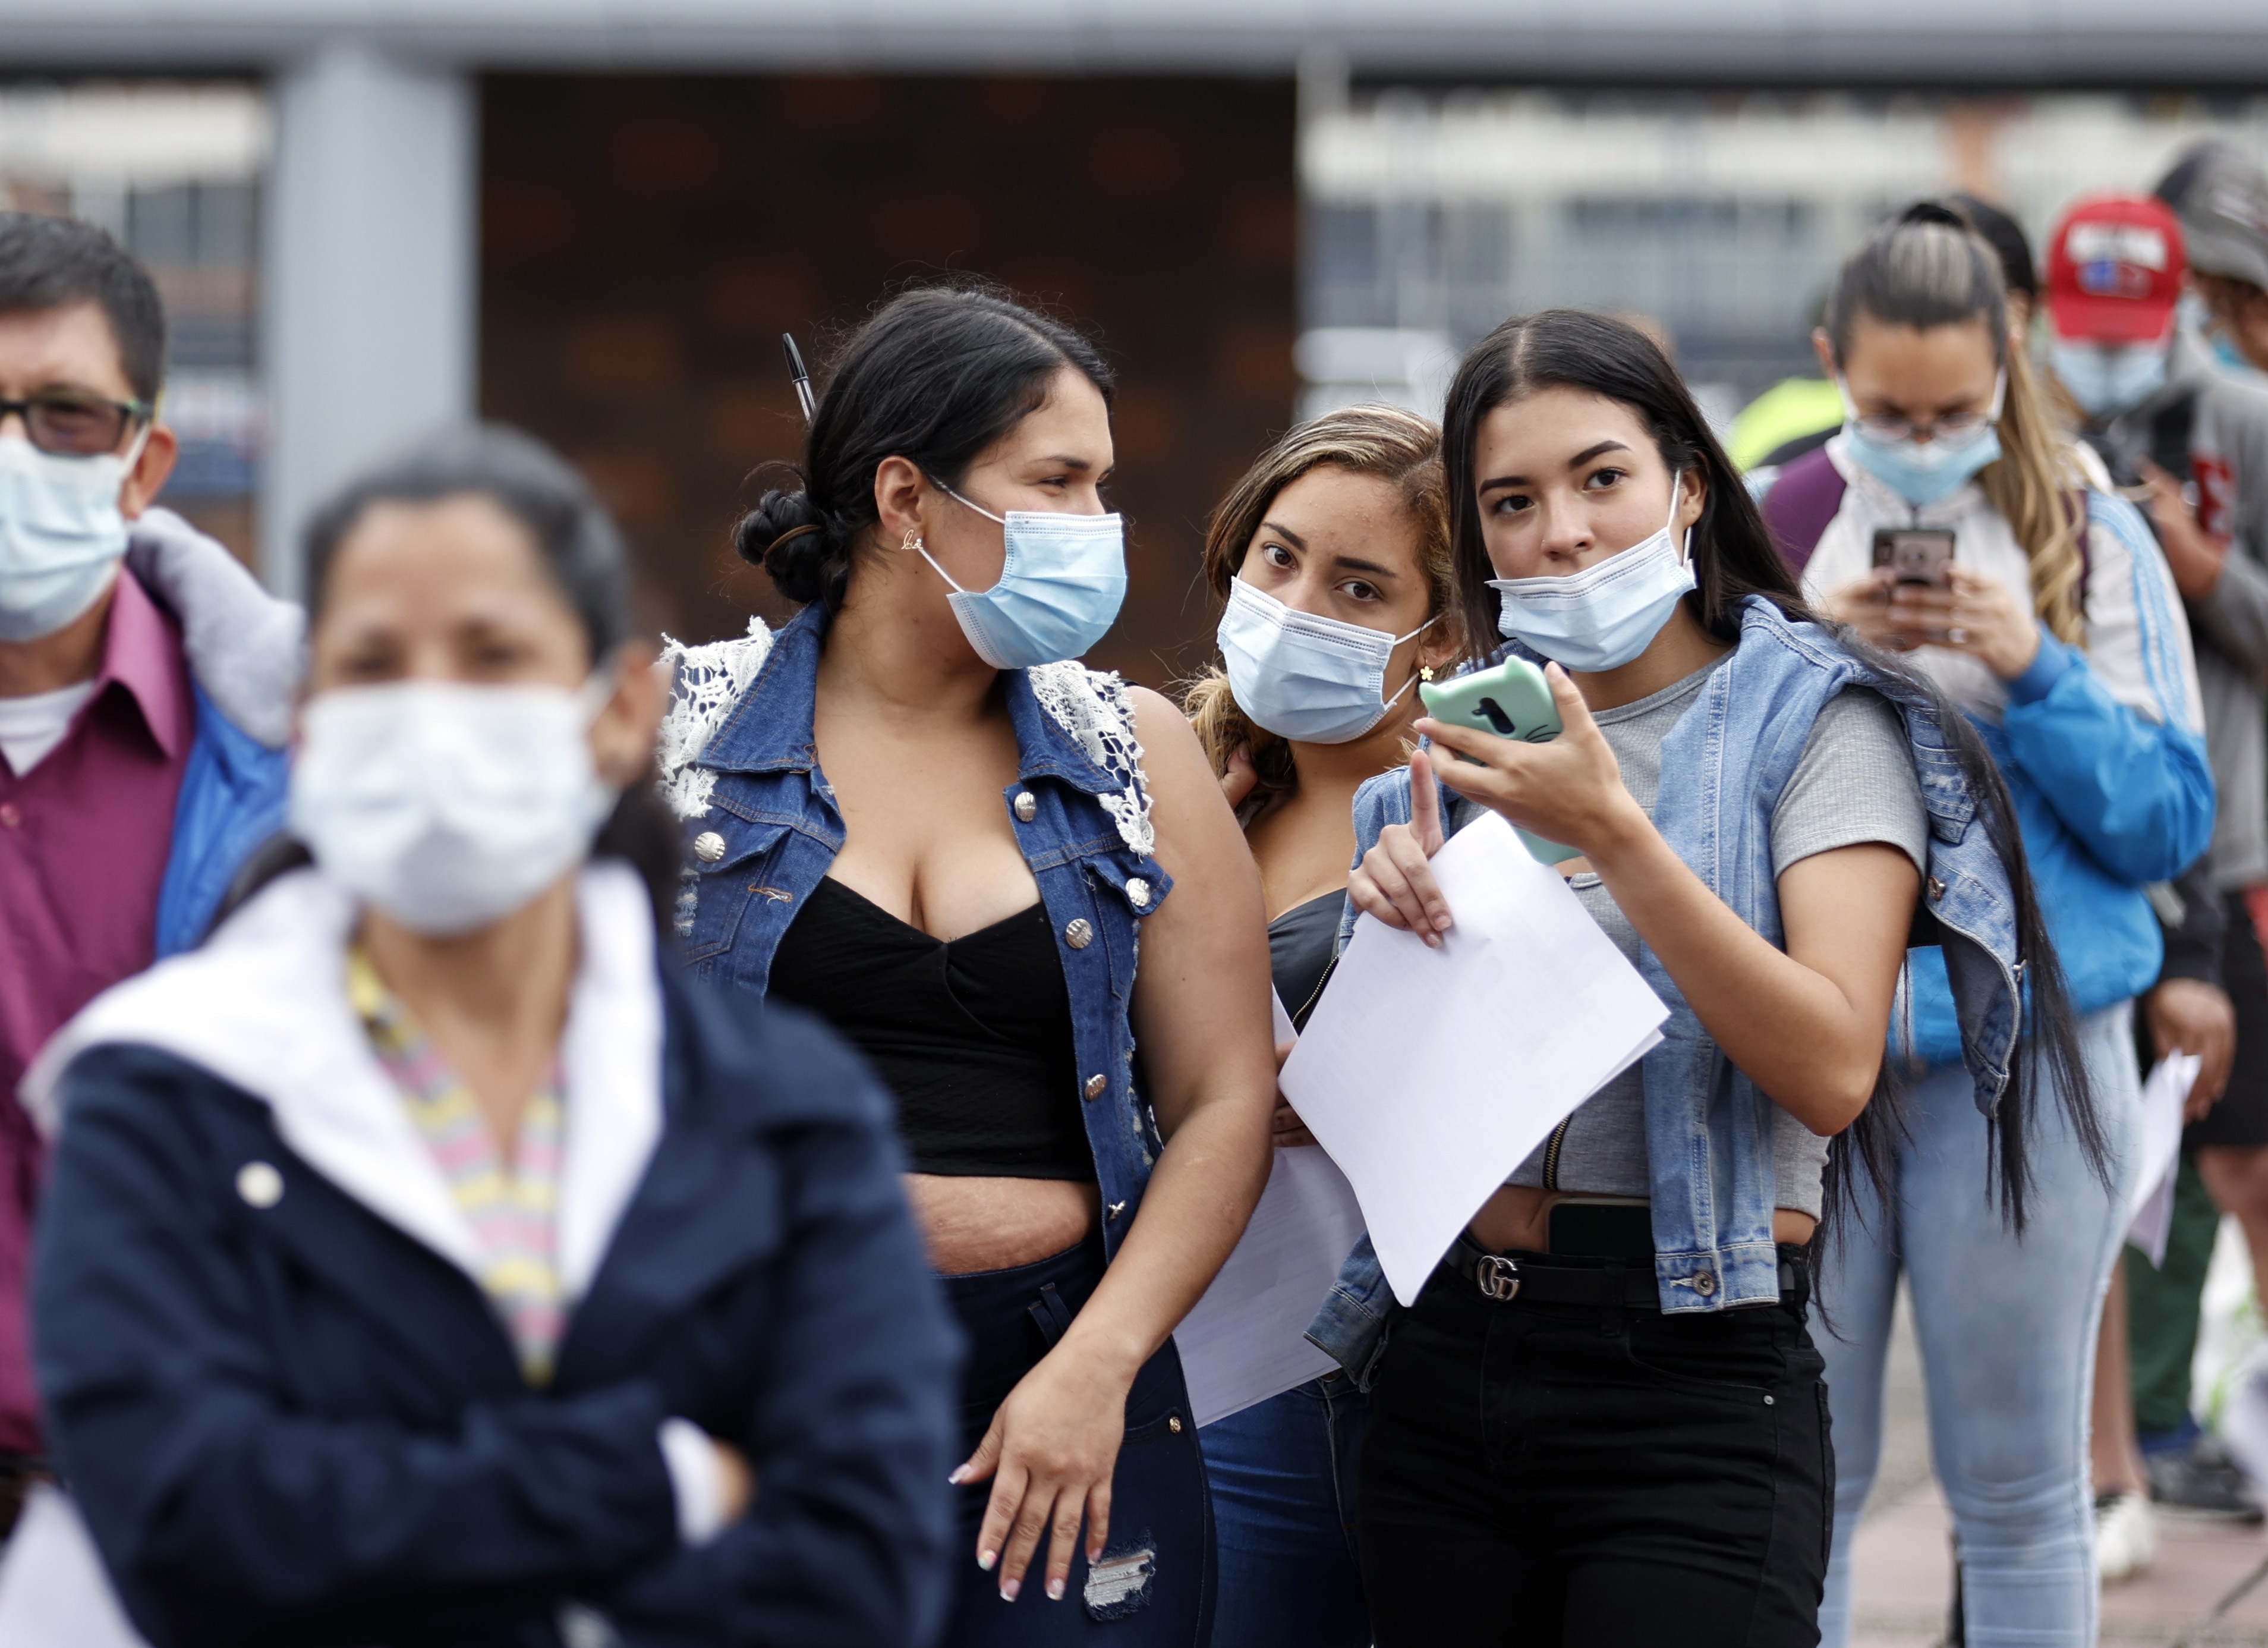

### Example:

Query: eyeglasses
xmin=1848 ymin=408 xmax=1996 ymax=444
xmin=0 ymin=392 xmax=150 ymax=457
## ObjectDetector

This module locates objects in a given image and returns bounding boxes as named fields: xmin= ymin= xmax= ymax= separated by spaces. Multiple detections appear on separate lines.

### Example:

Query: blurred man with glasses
xmin=0 ymin=213 xmax=294 ymax=1538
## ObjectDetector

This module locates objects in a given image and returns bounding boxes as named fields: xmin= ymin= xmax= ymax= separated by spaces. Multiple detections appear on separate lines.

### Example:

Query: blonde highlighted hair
xmin=1182 ymin=405 xmax=1454 ymax=813
xmin=1826 ymin=202 xmax=2088 ymax=646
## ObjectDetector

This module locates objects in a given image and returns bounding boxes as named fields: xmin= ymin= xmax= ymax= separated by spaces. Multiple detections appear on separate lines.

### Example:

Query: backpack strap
xmin=1760 ymin=446 xmax=1848 ymax=579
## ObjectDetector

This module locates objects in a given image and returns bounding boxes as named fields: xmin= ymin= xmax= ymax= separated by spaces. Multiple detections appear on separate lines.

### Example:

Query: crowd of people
xmin=0 ymin=134 xmax=2266 ymax=1648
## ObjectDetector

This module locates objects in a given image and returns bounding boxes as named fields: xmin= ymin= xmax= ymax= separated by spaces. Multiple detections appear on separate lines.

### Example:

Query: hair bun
xmin=734 ymin=488 xmax=836 ymax=603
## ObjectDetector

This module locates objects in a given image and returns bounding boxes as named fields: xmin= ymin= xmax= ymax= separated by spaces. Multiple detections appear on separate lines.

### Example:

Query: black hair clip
xmin=782 ymin=333 xmax=817 ymax=427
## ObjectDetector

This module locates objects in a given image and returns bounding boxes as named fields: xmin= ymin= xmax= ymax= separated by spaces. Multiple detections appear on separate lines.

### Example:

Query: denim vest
xmin=1308 ymin=597 xmax=2026 ymax=1373
xmin=660 ymin=605 xmax=1174 ymax=1258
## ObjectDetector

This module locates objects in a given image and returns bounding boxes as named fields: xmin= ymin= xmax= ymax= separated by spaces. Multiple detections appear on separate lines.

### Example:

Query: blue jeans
xmin=1201 ymin=1377 xmax=1371 ymax=1648
xmin=941 ymin=1238 xmax=1215 ymax=1646
xmin=1813 ymin=1003 xmax=2139 ymax=1648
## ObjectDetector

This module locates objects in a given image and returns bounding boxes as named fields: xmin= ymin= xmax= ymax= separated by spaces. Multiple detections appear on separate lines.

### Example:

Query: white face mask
xmin=1488 ymin=479 xmax=1694 ymax=673
xmin=1216 ymin=577 xmax=1436 ymax=744
xmin=0 ymin=428 xmax=147 ymax=643
xmin=288 ymin=677 xmax=621 ymax=936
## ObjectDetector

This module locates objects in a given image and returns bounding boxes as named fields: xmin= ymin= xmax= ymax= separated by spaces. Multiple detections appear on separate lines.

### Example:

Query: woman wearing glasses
xmin=1782 ymin=203 xmax=2215 ymax=1647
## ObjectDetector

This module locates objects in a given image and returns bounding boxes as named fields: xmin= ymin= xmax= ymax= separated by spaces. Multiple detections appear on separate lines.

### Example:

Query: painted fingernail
xmin=1047 ymin=1578 xmax=1066 ymax=1601
xmin=948 ymin=1465 xmax=969 ymax=1485
xmin=1000 ymin=1578 xmax=1021 ymax=1602
xmin=978 ymin=1549 xmax=996 ymax=1572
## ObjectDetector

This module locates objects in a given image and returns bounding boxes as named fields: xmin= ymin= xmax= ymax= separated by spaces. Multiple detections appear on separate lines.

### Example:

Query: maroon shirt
xmin=0 ymin=570 xmax=192 ymax=1453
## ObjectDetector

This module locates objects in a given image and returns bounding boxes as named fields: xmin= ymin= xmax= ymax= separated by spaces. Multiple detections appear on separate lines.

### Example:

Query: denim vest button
xmin=1692 ymin=1272 xmax=1716 ymax=1296
xmin=692 ymin=831 xmax=726 ymax=863
xmin=1126 ymin=876 xmax=1151 ymax=909
xmin=1083 ymin=1074 xmax=1107 ymax=1100
xmin=1064 ymin=919 xmax=1095 ymax=949
xmin=1927 ymin=875 xmax=1946 ymax=902
xmin=1013 ymin=791 xmax=1037 ymax=822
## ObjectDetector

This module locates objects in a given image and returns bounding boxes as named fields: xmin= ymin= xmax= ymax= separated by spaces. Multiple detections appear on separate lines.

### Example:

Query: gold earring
xmin=901 ymin=528 xmax=921 ymax=553
xmin=1419 ymin=664 xmax=1435 ymax=683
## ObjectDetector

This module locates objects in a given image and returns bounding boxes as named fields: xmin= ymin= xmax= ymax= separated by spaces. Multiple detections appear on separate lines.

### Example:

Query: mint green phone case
xmin=1418 ymin=658 xmax=1583 ymax=866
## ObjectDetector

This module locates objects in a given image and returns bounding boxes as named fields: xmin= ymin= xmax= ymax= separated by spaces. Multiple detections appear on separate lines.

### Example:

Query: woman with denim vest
xmin=1327 ymin=307 xmax=2099 ymax=1647
xmin=1177 ymin=405 xmax=1460 ymax=1648
xmin=657 ymin=286 xmax=1277 ymax=1646
xmin=1798 ymin=205 xmax=2214 ymax=1647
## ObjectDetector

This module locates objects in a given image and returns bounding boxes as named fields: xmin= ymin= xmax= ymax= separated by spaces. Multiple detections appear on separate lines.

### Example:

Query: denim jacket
xmin=657 ymin=605 xmax=1174 ymax=1258
xmin=1307 ymin=597 xmax=2027 ymax=1376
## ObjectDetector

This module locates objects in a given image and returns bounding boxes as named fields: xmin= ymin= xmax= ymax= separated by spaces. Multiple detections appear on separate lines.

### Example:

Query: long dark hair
xmin=215 ymin=424 xmax=679 ymax=932
xmin=736 ymin=281 xmax=1114 ymax=611
xmin=1442 ymin=307 xmax=2101 ymax=1238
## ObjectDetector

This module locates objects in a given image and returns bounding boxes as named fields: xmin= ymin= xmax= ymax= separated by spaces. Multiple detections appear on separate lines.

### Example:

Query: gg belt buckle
xmin=1475 ymin=1254 xmax=1520 ymax=1302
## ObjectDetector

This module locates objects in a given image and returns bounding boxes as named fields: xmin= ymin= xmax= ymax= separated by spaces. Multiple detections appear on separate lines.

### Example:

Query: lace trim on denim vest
xmin=1027 ymin=662 xmax=1154 ymax=858
xmin=656 ymin=617 xmax=776 ymax=821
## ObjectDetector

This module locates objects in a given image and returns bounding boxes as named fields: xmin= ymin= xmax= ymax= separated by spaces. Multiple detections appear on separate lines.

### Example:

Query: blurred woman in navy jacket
xmin=23 ymin=426 xmax=959 ymax=1648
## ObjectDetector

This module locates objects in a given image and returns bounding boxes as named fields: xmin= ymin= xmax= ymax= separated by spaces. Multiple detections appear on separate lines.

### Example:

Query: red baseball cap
xmin=2046 ymin=194 xmax=2187 ymax=345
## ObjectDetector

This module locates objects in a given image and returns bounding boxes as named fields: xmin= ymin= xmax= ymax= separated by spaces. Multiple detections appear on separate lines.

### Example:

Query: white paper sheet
xmin=1176 ymin=1141 xmax=1368 ymax=1428
xmin=0 ymin=1485 xmax=150 ymax=1648
xmin=1278 ymin=812 xmax=1667 ymax=1305
xmin=2127 ymin=1052 xmax=2201 ymax=1268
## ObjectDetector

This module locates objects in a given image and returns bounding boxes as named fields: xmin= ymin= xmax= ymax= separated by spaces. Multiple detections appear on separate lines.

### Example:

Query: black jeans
xmin=1360 ymin=1250 xmax=1832 ymax=1647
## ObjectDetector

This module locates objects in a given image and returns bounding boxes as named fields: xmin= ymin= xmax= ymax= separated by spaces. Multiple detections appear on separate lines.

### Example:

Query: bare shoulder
xmin=1125 ymin=684 xmax=1217 ymax=800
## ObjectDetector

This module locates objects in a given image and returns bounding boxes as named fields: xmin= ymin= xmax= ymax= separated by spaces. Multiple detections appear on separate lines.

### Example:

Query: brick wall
xmin=480 ymin=72 xmax=1297 ymax=688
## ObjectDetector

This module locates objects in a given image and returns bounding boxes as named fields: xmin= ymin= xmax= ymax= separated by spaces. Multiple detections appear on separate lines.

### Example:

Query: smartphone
xmin=1417 ymin=658 xmax=1582 ymax=866
xmin=1872 ymin=526 xmax=1955 ymax=587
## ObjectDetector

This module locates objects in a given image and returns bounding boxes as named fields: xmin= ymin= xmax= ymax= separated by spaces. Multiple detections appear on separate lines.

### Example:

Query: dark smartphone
xmin=1547 ymin=1202 xmax=1654 ymax=1259
xmin=1871 ymin=526 xmax=1955 ymax=587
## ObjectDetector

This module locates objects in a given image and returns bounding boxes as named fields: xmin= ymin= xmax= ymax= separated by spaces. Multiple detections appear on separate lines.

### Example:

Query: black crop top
xmin=1270 ymin=890 xmax=1345 ymax=1032
xmin=767 ymin=876 xmax=1094 ymax=1181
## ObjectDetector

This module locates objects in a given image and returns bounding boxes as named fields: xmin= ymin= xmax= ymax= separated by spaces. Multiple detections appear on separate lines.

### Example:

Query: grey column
xmin=260 ymin=42 xmax=475 ymax=596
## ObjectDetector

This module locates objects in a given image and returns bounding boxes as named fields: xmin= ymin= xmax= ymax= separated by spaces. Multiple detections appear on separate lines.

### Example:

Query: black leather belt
xmin=1444 ymin=1237 xmax=1803 ymax=1308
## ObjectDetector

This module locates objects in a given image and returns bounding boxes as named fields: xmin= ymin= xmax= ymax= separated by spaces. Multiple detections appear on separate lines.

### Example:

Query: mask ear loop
xmin=1376 ymin=611 xmax=1444 ymax=715
xmin=900 ymin=526 xmax=973 ymax=596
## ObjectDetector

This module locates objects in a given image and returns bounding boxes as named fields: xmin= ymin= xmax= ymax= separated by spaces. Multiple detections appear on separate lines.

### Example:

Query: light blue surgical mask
xmin=1216 ymin=576 xmax=1437 ymax=744
xmin=1488 ymin=479 xmax=1693 ymax=673
xmin=916 ymin=480 xmax=1127 ymax=669
xmin=0 ymin=429 xmax=147 ymax=642
xmin=1838 ymin=373 xmax=2004 ymax=507
xmin=2050 ymin=339 xmax=2170 ymax=419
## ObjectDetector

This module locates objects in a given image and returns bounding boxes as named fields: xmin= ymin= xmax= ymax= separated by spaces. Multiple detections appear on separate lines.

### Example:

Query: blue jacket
xmin=664 ymin=604 xmax=1175 ymax=1256
xmin=153 ymin=679 xmax=288 ymax=956
xmin=32 ymin=954 xmax=960 ymax=1648
xmin=1792 ymin=471 xmax=2215 ymax=1062
xmin=1309 ymin=598 xmax=2034 ymax=1371
xmin=121 ymin=511 xmax=296 ymax=956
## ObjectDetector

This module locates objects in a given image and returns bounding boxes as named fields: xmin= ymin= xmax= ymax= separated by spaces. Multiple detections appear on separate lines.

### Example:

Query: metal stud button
xmin=1084 ymin=1073 xmax=1107 ymax=1101
xmin=1168 ymin=1416 xmax=1183 ymax=1435
xmin=693 ymin=831 xmax=726 ymax=863
xmin=1125 ymin=876 xmax=1151 ymax=910
xmin=1064 ymin=918 xmax=1095 ymax=950
xmin=236 ymin=1161 xmax=284 ymax=1209
xmin=1107 ymin=1200 xmax=1127 ymax=1220
xmin=1927 ymin=876 xmax=1946 ymax=903
xmin=1691 ymin=1272 xmax=1716 ymax=1297
xmin=1013 ymin=791 xmax=1037 ymax=823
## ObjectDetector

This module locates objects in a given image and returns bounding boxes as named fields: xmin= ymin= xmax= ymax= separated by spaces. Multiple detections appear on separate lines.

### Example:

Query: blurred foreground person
xmin=1793 ymin=203 xmax=2212 ymax=1647
xmin=659 ymin=285 xmax=1275 ymax=1645
xmin=21 ymin=427 xmax=959 ymax=1647
xmin=1325 ymin=310 xmax=2052 ymax=1647
xmin=2043 ymin=189 xmax=2268 ymax=1540
xmin=0 ymin=213 xmax=295 ymax=1531
xmin=1180 ymin=405 xmax=1460 ymax=1647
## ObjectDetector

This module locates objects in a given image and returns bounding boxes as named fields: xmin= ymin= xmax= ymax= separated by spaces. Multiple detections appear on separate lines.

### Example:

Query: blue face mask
xmin=2050 ymin=339 xmax=2170 ymax=419
xmin=1838 ymin=373 xmax=2005 ymax=507
xmin=917 ymin=482 xmax=1128 ymax=670
xmin=1488 ymin=479 xmax=1693 ymax=673
xmin=1216 ymin=576 xmax=1437 ymax=744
